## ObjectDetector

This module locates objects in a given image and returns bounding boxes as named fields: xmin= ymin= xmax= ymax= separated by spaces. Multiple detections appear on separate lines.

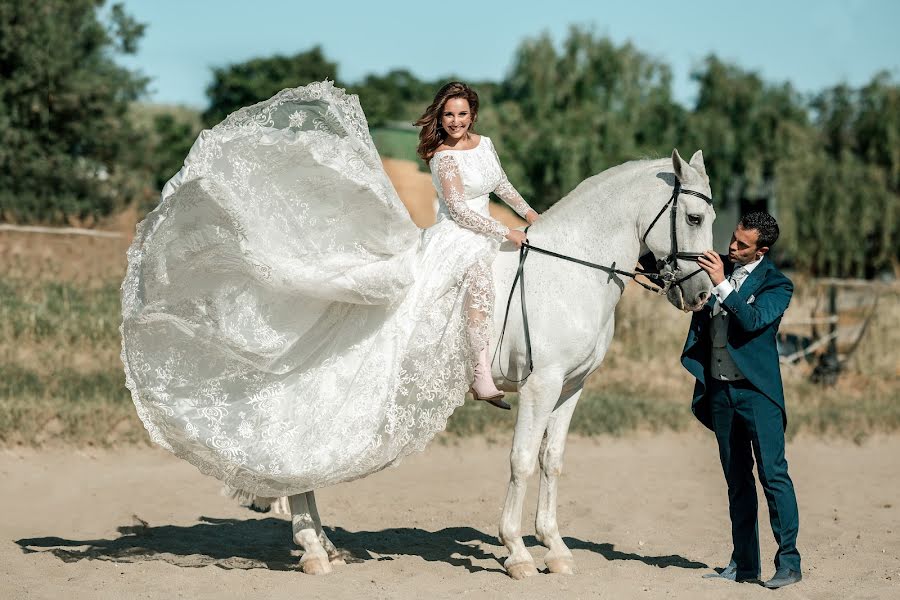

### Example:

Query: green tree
xmin=854 ymin=72 xmax=900 ymax=192
xmin=128 ymin=103 xmax=203 ymax=206
xmin=0 ymin=0 xmax=149 ymax=223
xmin=687 ymin=59 xmax=897 ymax=277
xmin=686 ymin=55 xmax=811 ymax=207
xmin=487 ymin=26 xmax=687 ymax=210
xmin=788 ymin=74 xmax=899 ymax=277
xmin=202 ymin=47 xmax=339 ymax=126
xmin=350 ymin=69 xmax=433 ymax=128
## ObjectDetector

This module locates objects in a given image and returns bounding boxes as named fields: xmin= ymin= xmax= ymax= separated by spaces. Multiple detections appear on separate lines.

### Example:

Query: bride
xmin=415 ymin=81 xmax=540 ymax=407
xmin=120 ymin=80 xmax=539 ymax=498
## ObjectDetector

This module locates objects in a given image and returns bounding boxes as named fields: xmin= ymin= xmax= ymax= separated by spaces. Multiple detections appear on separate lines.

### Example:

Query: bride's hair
xmin=415 ymin=82 xmax=479 ymax=163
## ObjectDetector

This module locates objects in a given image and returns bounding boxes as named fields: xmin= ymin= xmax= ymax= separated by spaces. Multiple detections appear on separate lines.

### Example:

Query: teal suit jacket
xmin=680 ymin=255 xmax=793 ymax=430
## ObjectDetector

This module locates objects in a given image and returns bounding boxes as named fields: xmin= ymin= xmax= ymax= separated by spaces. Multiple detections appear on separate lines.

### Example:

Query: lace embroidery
xmin=288 ymin=110 xmax=308 ymax=129
xmin=488 ymin=140 xmax=533 ymax=218
xmin=463 ymin=259 xmax=494 ymax=357
xmin=429 ymin=144 xmax=520 ymax=360
xmin=120 ymin=81 xmax=481 ymax=498
xmin=435 ymin=154 xmax=510 ymax=241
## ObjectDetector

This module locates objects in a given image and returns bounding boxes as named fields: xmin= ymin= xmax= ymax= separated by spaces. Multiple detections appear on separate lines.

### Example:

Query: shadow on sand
xmin=16 ymin=517 xmax=708 ymax=574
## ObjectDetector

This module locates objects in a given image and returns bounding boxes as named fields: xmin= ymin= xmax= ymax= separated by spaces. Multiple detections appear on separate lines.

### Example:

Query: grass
xmin=2 ymin=275 xmax=896 ymax=447
xmin=445 ymin=389 xmax=693 ymax=438
xmin=371 ymin=127 xmax=422 ymax=165
xmin=1 ymin=233 xmax=897 ymax=447
xmin=0 ymin=276 xmax=138 ymax=446
xmin=0 ymin=279 xmax=121 ymax=345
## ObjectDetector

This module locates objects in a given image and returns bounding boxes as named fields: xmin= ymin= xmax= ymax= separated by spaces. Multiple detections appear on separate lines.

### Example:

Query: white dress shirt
xmin=712 ymin=255 xmax=763 ymax=308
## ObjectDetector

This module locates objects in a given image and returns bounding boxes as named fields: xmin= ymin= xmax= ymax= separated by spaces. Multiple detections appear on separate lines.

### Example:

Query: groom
xmin=681 ymin=211 xmax=802 ymax=589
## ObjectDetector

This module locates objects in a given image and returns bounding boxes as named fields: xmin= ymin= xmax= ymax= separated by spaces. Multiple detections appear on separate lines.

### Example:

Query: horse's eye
xmin=687 ymin=214 xmax=703 ymax=226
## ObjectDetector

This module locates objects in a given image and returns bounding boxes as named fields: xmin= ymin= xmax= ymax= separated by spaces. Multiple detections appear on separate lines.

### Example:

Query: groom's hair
xmin=739 ymin=211 xmax=780 ymax=249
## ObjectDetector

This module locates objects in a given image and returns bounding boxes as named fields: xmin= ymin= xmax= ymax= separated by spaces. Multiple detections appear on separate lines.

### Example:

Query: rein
xmin=492 ymin=180 xmax=713 ymax=384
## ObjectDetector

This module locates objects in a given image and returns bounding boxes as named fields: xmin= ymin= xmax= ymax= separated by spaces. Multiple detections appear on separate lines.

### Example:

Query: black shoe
xmin=763 ymin=568 xmax=802 ymax=589
xmin=469 ymin=387 xmax=511 ymax=410
xmin=702 ymin=560 xmax=760 ymax=582
xmin=702 ymin=561 xmax=737 ymax=580
xmin=486 ymin=397 xmax=511 ymax=410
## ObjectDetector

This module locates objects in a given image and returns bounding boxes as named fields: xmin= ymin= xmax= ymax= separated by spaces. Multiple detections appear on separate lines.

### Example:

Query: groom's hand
xmin=698 ymin=250 xmax=725 ymax=285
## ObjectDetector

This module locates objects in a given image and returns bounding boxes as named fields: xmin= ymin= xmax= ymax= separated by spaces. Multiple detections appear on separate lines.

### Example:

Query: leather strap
xmin=491 ymin=181 xmax=713 ymax=384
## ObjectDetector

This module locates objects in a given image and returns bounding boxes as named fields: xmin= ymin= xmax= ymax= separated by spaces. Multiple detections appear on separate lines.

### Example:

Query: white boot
xmin=470 ymin=347 xmax=510 ymax=409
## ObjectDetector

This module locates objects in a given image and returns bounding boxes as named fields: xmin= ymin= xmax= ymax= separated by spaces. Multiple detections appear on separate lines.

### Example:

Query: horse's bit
xmin=494 ymin=179 xmax=714 ymax=383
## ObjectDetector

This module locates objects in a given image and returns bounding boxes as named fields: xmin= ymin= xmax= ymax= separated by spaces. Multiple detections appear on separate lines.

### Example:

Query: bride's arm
xmin=437 ymin=154 xmax=510 ymax=241
xmin=488 ymin=141 xmax=539 ymax=224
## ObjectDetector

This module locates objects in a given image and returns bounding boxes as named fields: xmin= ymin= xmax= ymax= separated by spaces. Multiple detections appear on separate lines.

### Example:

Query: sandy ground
xmin=2 ymin=434 xmax=898 ymax=600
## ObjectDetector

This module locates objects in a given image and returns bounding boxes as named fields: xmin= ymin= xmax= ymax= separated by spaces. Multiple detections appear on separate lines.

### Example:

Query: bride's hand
xmin=506 ymin=229 xmax=527 ymax=249
xmin=525 ymin=209 xmax=540 ymax=225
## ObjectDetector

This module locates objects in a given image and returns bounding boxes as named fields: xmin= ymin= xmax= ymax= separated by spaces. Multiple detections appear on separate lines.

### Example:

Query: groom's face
xmin=727 ymin=225 xmax=767 ymax=265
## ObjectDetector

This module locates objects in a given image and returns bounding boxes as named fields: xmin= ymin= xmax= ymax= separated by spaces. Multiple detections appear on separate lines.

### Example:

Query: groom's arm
xmin=721 ymin=274 xmax=793 ymax=333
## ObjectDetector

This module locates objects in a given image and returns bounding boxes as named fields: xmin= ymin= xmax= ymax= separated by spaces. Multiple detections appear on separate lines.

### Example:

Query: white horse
xmin=247 ymin=149 xmax=715 ymax=577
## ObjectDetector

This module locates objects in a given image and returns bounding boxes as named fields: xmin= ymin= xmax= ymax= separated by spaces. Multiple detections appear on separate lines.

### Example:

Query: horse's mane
xmin=538 ymin=157 xmax=668 ymax=223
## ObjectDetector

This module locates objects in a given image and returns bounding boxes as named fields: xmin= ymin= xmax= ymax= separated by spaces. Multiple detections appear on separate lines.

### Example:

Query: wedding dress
xmin=120 ymin=81 xmax=533 ymax=497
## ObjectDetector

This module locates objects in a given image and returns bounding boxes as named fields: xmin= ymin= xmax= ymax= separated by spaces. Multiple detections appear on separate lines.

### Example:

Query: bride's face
xmin=440 ymin=98 xmax=473 ymax=140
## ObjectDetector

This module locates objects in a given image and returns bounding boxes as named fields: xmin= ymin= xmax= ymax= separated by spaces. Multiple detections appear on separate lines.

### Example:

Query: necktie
xmin=713 ymin=266 xmax=749 ymax=315
xmin=730 ymin=266 xmax=749 ymax=291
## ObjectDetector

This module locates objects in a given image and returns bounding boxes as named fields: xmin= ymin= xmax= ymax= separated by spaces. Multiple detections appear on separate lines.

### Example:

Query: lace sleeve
xmin=436 ymin=154 xmax=509 ymax=241
xmin=488 ymin=140 xmax=533 ymax=219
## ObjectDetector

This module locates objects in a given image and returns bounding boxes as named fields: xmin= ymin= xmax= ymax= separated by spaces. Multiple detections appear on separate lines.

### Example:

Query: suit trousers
xmin=707 ymin=377 xmax=801 ymax=577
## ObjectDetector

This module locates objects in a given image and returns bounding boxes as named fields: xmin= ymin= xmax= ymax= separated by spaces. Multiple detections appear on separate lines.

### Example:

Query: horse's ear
xmin=672 ymin=149 xmax=689 ymax=182
xmin=689 ymin=150 xmax=708 ymax=181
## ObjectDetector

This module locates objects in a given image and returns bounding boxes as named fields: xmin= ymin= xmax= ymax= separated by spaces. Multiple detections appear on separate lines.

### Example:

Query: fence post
xmin=810 ymin=283 xmax=841 ymax=385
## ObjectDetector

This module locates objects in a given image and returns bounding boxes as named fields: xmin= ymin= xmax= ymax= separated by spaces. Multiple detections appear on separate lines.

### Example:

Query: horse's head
xmin=642 ymin=149 xmax=716 ymax=312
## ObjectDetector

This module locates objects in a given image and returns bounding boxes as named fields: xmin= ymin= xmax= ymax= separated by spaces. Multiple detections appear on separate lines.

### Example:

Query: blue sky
xmin=117 ymin=0 xmax=899 ymax=109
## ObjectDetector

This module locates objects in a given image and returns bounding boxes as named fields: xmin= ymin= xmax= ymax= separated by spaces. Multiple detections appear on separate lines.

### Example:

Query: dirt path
xmin=2 ymin=434 xmax=898 ymax=599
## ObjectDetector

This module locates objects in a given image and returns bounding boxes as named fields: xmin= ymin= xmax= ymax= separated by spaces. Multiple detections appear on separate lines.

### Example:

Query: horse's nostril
xmin=698 ymin=292 xmax=709 ymax=302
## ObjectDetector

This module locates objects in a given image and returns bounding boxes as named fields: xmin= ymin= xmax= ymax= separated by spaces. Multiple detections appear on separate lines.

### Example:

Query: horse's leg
xmin=536 ymin=386 xmax=583 ymax=575
xmin=305 ymin=491 xmax=346 ymax=565
xmin=499 ymin=370 xmax=564 ymax=579
xmin=289 ymin=492 xmax=332 ymax=575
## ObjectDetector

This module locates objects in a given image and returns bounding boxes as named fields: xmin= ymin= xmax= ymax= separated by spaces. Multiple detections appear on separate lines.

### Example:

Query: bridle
xmin=521 ymin=179 xmax=714 ymax=295
xmin=639 ymin=178 xmax=715 ymax=292
xmin=493 ymin=179 xmax=714 ymax=383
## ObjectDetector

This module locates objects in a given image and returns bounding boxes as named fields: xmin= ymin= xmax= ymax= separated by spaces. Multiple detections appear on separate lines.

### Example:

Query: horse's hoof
xmin=506 ymin=561 xmax=538 ymax=580
xmin=545 ymin=556 xmax=576 ymax=575
xmin=300 ymin=555 xmax=332 ymax=575
xmin=329 ymin=556 xmax=347 ymax=566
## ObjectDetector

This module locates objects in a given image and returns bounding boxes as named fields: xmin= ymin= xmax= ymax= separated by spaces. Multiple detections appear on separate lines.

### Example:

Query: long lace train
xmin=120 ymin=81 xmax=497 ymax=497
